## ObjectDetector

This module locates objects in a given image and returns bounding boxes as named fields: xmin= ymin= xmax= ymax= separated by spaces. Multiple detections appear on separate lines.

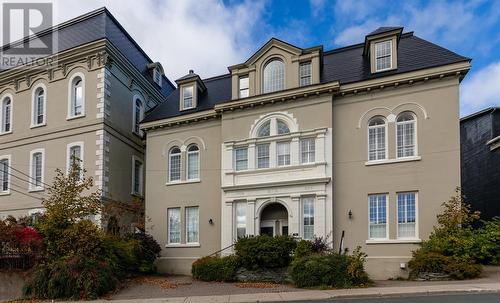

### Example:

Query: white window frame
xmin=302 ymin=196 xmax=315 ymax=240
xmin=263 ymin=58 xmax=285 ymax=93
xmin=181 ymin=85 xmax=195 ymax=110
xmin=131 ymin=155 xmax=144 ymax=196
xmin=368 ymin=193 xmax=389 ymax=240
xmin=0 ymin=155 xmax=11 ymax=195
xmin=234 ymin=201 xmax=246 ymax=240
xmin=256 ymin=143 xmax=270 ymax=169
xmin=367 ymin=117 xmax=388 ymax=162
xmin=374 ymin=40 xmax=393 ymax=72
xmin=29 ymin=148 xmax=45 ymax=192
xmin=31 ymin=83 xmax=47 ymax=128
xmin=0 ymin=94 xmax=13 ymax=135
xmin=397 ymin=191 xmax=419 ymax=240
xmin=239 ymin=75 xmax=249 ymax=98
xmin=66 ymin=142 xmax=84 ymax=180
xmin=299 ymin=61 xmax=311 ymax=87
xmin=185 ymin=206 xmax=199 ymax=244
xmin=234 ymin=147 xmax=248 ymax=171
xmin=167 ymin=207 xmax=181 ymax=244
xmin=168 ymin=147 xmax=182 ymax=183
xmin=276 ymin=141 xmax=291 ymax=166
xmin=396 ymin=112 xmax=418 ymax=159
xmin=300 ymin=137 xmax=315 ymax=164
xmin=186 ymin=144 xmax=200 ymax=181
xmin=67 ymin=72 xmax=85 ymax=119
xmin=132 ymin=95 xmax=145 ymax=136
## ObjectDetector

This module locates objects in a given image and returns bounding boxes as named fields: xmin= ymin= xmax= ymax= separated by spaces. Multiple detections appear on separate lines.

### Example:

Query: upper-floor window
xmin=256 ymin=143 xmax=270 ymax=168
xmin=1 ymin=97 xmax=11 ymax=133
xmin=257 ymin=118 xmax=290 ymax=138
xmin=153 ymin=66 xmax=162 ymax=87
xmin=375 ymin=40 xmax=392 ymax=72
xmin=67 ymin=143 xmax=83 ymax=180
xmin=368 ymin=116 xmax=387 ymax=161
xmin=168 ymin=147 xmax=181 ymax=182
xmin=182 ymin=86 xmax=194 ymax=110
xmin=132 ymin=156 xmax=144 ymax=196
xmin=187 ymin=144 xmax=200 ymax=180
xmin=234 ymin=148 xmax=248 ymax=171
xmin=30 ymin=149 xmax=44 ymax=191
xmin=396 ymin=112 xmax=416 ymax=158
xmin=0 ymin=156 xmax=10 ymax=194
xmin=133 ymin=98 xmax=144 ymax=135
xmin=299 ymin=62 xmax=311 ymax=86
xmin=69 ymin=75 xmax=84 ymax=118
xmin=257 ymin=120 xmax=271 ymax=137
xmin=300 ymin=138 xmax=315 ymax=164
xmin=239 ymin=76 xmax=249 ymax=98
xmin=32 ymin=87 xmax=46 ymax=126
xmin=263 ymin=59 xmax=284 ymax=93
xmin=277 ymin=119 xmax=290 ymax=135
xmin=277 ymin=141 xmax=291 ymax=166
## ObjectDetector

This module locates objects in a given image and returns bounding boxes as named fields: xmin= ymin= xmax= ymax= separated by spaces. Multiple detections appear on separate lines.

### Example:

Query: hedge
xmin=191 ymin=256 xmax=239 ymax=282
xmin=234 ymin=235 xmax=296 ymax=269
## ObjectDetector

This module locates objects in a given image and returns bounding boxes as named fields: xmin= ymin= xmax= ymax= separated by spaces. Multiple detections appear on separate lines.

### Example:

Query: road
xmin=288 ymin=292 xmax=500 ymax=303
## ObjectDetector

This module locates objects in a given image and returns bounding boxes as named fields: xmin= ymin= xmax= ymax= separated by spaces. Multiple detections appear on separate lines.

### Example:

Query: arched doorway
xmin=259 ymin=202 xmax=288 ymax=236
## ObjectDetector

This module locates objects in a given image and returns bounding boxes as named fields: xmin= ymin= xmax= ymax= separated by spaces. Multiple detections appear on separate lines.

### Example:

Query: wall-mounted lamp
xmin=348 ymin=210 xmax=353 ymax=219
xmin=208 ymin=218 xmax=214 ymax=225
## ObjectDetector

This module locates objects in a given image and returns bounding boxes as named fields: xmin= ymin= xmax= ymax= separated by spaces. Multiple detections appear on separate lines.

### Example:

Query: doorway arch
xmin=259 ymin=202 xmax=289 ymax=236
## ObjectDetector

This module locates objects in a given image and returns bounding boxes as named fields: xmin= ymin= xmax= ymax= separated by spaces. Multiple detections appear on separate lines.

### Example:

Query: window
xmin=153 ymin=66 xmax=162 ymax=87
xmin=168 ymin=147 xmax=181 ymax=182
xmin=186 ymin=206 xmax=199 ymax=244
xmin=30 ymin=150 xmax=44 ymax=191
xmin=132 ymin=156 xmax=144 ymax=195
xmin=167 ymin=208 xmax=181 ymax=244
xmin=187 ymin=145 xmax=199 ymax=180
xmin=1 ymin=97 xmax=11 ymax=133
xmin=0 ymin=157 xmax=9 ymax=193
xmin=368 ymin=116 xmax=386 ymax=161
xmin=277 ymin=142 xmax=290 ymax=166
xmin=69 ymin=75 xmax=84 ymax=118
xmin=263 ymin=59 xmax=285 ymax=93
xmin=256 ymin=143 xmax=270 ymax=168
xmin=397 ymin=192 xmax=417 ymax=239
xmin=67 ymin=143 xmax=83 ymax=180
xmin=300 ymin=138 xmax=315 ymax=164
xmin=182 ymin=86 xmax=194 ymax=109
xmin=133 ymin=98 xmax=144 ymax=135
xmin=299 ymin=62 xmax=311 ymax=86
xmin=277 ymin=119 xmax=290 ymax=135
xmin=396 ymin=112 xmax=416 ymax=158
xmin=239 ymin=76 xmax=249 ymax=98
xmin=302 ymin=197 xmax=314 ymax=240
xmin=234 ymin=148 xmax=248 ymax=171
xmin=368 ymin=194 xmax=387 ymax=239
xmin=32 ymin=87 xmax=45 ymax=126
xmin=234 ymin=202 xmax=246 ymax=239
xmin=257 ymin=120 xmax=271 ymax=137
xmin=375 ymin=40 xmax=392 ymax=71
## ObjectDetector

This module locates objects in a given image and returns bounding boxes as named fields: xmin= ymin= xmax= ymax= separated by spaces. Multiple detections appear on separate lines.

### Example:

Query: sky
xmin=47 ymin=0 xmax=500 ymax=116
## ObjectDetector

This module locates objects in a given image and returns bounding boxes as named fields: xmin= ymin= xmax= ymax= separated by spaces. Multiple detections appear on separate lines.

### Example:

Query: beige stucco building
xmin=142 ymin=27 xmax=471 ymax=279
xmin=0 ymin=8 xmax=174 ymax=221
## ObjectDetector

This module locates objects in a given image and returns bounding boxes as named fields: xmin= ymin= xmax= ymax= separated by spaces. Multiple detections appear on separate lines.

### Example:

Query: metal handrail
xmin=208 ymin=243 xmax=236 ymax=257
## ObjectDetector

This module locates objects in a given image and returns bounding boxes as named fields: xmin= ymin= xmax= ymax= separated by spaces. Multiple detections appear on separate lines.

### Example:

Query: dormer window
xmin=299 ymin=62 xmax=311 ymax=86
xmin=182 ymin=86 xmax=194 ymax=110
xmin=375 ymin=40 xmax=392 ymax=72
xmin=263 ymin=59 xmax=284 ymax=93
xmin=239 ymin=76 xmax=249 ymax=98
xmin=153 ymin=66 xmax=162 ymax=87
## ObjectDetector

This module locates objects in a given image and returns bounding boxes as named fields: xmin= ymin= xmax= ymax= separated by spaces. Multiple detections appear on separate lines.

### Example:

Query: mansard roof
xmin=0 ymin=7 xmax=175 ymax=96
xmin=143 ymin=30 xmax=471 ymax=123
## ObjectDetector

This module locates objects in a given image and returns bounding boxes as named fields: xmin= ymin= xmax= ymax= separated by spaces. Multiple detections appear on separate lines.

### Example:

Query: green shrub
xmin=294 ymin=240 xmax=314 ymax=260
xmin=408 ymin=250 xmax=482 ymax=280
xmin=128 ymin=232 xmax=162 ymax=273
xmin=472 ymin=218 xmax=500 ymax=265
xmin=289 ymin=250 xmax=369 ymax=288
xmin=191 ymin=256 xmax=239 ymax=282
xmin=235 ymin=235 xmax=297 ymax=269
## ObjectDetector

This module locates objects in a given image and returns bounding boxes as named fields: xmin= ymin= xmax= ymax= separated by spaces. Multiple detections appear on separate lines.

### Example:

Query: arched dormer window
xmin=187 ymin=144 xmax=200 ymax=180
xmin=368 ymin=116 xmax=387 ymax=161
xmin=1 ymin=97 xmax=12 ymax=133
xmin=396 ymin=112 xmax=417 ymax=158
xmin=169 ymin=147 xmax=181 ymax=182
xmin=32 ymin=86 xmax=46 ymax=127
xmin=68 ymin=73 xmax=85 ymax=118
xmin=133 ymin=98 xmax=144 ymax=135
xmin=263 ymin=59 xmax=284 ymax=93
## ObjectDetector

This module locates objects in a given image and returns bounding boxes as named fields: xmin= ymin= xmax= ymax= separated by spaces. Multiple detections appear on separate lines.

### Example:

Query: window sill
xmin=366 ymin=239 xmax=421 ymax=244
xmin=229 ymin=162 xmax=326 ymax=175
xmin=165 ymin=179 xmax=201 ymax=186
xmin=66 ymin=114 xmax=86 ymax=121
xmin=30 ymin=123 xmax=46 ymax=129
xmin=131 ymin=192 xmax=144 ymax=198
xmin=365 ymin=156 xmax=421 ymax=166
xmin=0 ymin=191 xmax=11 ymax=196
xmin=0 ymin=131 xmax=13 ymax=136
xmin=166 ymin=243 xmax=200 ymax=248
xmin=28 ymin=188 xmax=45 ymax=193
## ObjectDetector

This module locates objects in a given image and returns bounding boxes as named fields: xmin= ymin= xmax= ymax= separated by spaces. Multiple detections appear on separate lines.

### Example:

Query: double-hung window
xmin=186 ymin=206 xmax=199 ymax=244
xmin=30 ymin=150 xmax=44 ymax=191
xmin=234 ymin=148 xmax=248 ymax=171
xmin=300 ymin=138 xmax=315 ymax=164
xmin=256 ymin=144 xmax=270 ymax=168
xmin=67 ymin=143 xmax=83 ymax=180
xmin=0 ymin=157 xmax=9 ymax=193
xmin=169 ymin=147 xmax=181 ymax=182
xmin=133 ymin=99 xmax=144 ymax=135
xmin=396 ymin=112 xmax=416 ymax=158
xmin=368 ymin=117 xmax=386 ymax=161
xmin=187 ymin=145 xmax=200 ymax=180
xmin=167 ymin=208 xmax=181 ymax=244
xmin=32 ymin=87 xmax=45 ymax=126
xmin=234 ymin=202 xmax=246 ymax=239
xmin=239 ymin=76 xmax=249 ymax=98
xmin=302 ymin=197 xmax=314 ymax=240
xmin=299 ymin=62 xmax=311 ymax=86
xmin=1 ymin=97 xmax=11 ymax=133
xmin=375 ymin=40 xmax=392 ymax=71
xmin=368 ymin=194 xmax=387 ymax=239
xmin=69 ymin=75 xmax=84 ymax=118
xmin=182 ymin=86 xmax=194 ymax=109
xmin=277 ymin=142 xmax=290 ymax=166
xmin=397 ymin=192 xmax=417 ymax=239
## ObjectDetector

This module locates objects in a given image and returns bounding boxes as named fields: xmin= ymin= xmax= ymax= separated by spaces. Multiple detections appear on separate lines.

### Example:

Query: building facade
xmin=460 ymin=107 xmax=500 ymax=220
xmin=142 ymin=27 xmax=471 ymax=279
xmin=0 ymin=8 xmax=174 ymax=220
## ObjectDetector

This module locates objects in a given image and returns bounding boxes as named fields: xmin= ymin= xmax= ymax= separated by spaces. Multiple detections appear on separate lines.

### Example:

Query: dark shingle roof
xmin=143 ymin=32 xmax=470 ymax=123
xmin=367 ymin=27 xmax=403 ymax=36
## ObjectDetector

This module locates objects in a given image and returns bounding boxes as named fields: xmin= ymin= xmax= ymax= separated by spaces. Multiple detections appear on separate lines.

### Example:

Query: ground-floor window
xmin=302 ymin=197 xmax=314 ymax=240
xmin=167 ymin=208 xmax=181 ymax=244
xmin=369 ymin=194 xmax=387 ymax=239
xmin=234 ymin=202 xmax=246 ymax=239
xmin=397 ymin=192 xmax=417 ymax=239
xmin=186 ymin=206 xmax=199 ymax=244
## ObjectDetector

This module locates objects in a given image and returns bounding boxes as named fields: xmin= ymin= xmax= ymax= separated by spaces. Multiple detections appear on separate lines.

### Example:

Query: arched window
xmin=187 ymin=144 xmax=200 ymax=180
xmin=133 ymin=98 xmax=144 ymax=135
xmin=277 ymin=119 xmax=290 ymax=135
xmin=263 ymin=59 xmax=285 ymax=93
xmin=169 ymin=147 xmax=181 ymax=182
xmin=67 ymin=142 xmax=84 ymax=181
xmin=257 ymin=120 xmax=271 ymax=137
xmin=368 ymin=116 xmax=387 ymax=161
xmin=69 ymin=75 xmax=84 ymax=118
xmin=396 ymin=112 xmax=416 ymax=158
xmin=32 ymin=87 xmax=45 ymax=126
xmin=1 ymin=97 xmax=11 ymax=133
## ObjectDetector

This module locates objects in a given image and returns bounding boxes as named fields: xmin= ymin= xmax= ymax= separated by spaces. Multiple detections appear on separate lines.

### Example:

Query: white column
xmin=290 ymin=136 xmax=300 ymax=166
xmin=222 ymin=143 xmax=234 ymax=186
xmin=291 ymin=195 xmax=301 ymax=237
xmin=269 ymin=141 xmax=276 ymax=168
xmin=246 ymin=199 xmax=256 ymax=236
xmin=315 ymin=194 xmax=327 ymax=238
xmin=248 ymin=141 xmax=256 ymax=170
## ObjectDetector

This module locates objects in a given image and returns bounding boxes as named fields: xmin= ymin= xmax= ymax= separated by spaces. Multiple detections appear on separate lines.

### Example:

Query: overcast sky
xmin=10 ymin=0 xmax=500 ymax=116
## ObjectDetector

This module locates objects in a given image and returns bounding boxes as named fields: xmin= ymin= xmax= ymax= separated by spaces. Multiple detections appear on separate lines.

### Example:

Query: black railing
xmin=0 ymin=252 xmax=38 ymax=270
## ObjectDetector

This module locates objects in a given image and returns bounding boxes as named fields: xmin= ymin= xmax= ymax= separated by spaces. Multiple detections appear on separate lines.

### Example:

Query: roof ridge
xmin=323 ymin=32 xmax=415 ymax=55
xmin=202 ymin=73 xmax=231 ymax=82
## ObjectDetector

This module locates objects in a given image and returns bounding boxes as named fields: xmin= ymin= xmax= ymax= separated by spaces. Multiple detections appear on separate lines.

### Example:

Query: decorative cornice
xmin=141 ymin=109 xmax=220 ymax=131
xmin=222 ymin=177 xmax=331 ymax=191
